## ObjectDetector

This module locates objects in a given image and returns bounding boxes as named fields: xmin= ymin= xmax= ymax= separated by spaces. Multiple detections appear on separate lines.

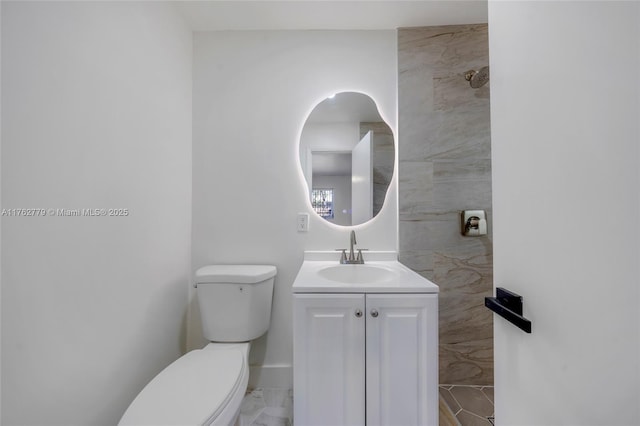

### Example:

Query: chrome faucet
xmin=337 ymin=230 xmax=365 ymax=264
xmin=349 ymin=230 xmax=357 ymax=262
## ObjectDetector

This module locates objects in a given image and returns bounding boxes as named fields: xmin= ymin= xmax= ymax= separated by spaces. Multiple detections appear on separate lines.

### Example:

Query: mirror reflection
xmin=299 ymin=92 xmax=394 ymax=226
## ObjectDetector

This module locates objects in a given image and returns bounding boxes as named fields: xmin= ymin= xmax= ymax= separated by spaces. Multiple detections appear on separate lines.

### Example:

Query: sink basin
xmin=318 ymin=264 xmax=395 ymax=284
xmin=292 ymin=251 xmax=439 ymax=293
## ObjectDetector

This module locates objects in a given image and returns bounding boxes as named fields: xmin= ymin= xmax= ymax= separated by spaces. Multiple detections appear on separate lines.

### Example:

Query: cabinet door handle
xmin=370 ymin=309 xmax=379 ymax=318
xmin=355 ymin=309 xmax=363 ymax=318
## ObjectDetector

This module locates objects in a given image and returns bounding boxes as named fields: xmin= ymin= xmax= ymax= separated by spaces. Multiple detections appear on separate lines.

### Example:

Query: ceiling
xmin=174 ymin=1 xmax=488 ymax=31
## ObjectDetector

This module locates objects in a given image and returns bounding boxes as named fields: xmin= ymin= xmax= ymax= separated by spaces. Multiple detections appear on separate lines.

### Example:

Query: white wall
xmin=489 ymin=1 xmax=639 ymax=424
xmin=1 ymin=2 xmax=192 ymax=425
xmin=191 ymin=30 xmax=397 ymax=386
xmin=0 ymin=2 xmax=3 ymax=421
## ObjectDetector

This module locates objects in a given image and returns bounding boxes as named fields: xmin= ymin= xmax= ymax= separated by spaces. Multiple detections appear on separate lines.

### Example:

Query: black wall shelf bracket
xmin=485 ymin=287 xmax=532 ymax=333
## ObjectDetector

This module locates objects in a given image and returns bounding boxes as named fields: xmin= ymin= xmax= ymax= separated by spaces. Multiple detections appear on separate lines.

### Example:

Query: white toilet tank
xmin=195 ymin=264 xmax=276 ymax=342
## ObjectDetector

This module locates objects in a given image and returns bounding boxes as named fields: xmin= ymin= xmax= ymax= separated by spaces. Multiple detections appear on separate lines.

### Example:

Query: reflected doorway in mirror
xmin=299 ymin=92 xmax=395 ymax=226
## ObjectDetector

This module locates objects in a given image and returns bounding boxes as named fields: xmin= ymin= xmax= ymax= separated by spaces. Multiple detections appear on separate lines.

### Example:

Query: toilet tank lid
xmin=195 ymin=265 xmax=277 ymax=284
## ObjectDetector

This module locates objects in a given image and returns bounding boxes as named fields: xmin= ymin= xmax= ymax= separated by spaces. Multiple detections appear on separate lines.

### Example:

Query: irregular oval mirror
xmin=299 ymin=92 xmax=394 ymax=226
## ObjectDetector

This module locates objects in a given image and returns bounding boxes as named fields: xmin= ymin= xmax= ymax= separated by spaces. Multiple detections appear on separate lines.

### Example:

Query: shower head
xmin=465 ymin=66 xmax=490 ymax=88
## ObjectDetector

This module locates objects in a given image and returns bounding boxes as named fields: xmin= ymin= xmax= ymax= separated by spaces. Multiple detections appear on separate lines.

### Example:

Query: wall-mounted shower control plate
xmin=461 ymin=210 xmax=487 ymax=237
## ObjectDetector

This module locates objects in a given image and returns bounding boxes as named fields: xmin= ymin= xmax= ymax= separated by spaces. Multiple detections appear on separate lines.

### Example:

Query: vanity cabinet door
xmin=293 ymin=294 xmax=366 ymax=426
xmin=365 ymin=294 xmax=439 ymax=426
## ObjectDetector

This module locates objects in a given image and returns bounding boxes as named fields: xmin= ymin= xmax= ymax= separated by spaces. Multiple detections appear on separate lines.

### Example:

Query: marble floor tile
xmin=439 ymin=396 xmax=461 ymax=426
xmin=450 ymin=386 xmax=494 ymax=417
xmin=440 ymin=385 xmax=494 ymax=426
xmin=238 ymin=388 xmax=292 ymax=426
xmin=243 ymin=385 xmax=492 ymax=426
xmin=457 ymin=410 xmax=494 ymax=426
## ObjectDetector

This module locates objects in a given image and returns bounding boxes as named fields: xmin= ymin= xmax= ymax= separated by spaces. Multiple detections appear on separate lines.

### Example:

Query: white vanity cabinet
xmin=293 ymin=292 xmax=438 ymax=426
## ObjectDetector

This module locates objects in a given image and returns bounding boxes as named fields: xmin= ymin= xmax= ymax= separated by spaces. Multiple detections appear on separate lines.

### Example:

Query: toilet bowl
xmin=119 ymin=343 xmax=250 ymax=426
xmin=119 ymin=265 xmax=277 ymax=426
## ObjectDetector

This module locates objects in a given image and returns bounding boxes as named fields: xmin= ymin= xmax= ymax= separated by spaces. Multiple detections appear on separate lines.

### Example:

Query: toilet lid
xmin=195 ymin=264 xmax=277 ymax=284
xmin=119 ymin=349 xmax=244 ymax=426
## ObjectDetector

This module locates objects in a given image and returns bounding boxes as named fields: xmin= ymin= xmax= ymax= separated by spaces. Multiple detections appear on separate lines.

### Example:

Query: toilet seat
xmin=119 ymin=347 xmax=246 ymax=426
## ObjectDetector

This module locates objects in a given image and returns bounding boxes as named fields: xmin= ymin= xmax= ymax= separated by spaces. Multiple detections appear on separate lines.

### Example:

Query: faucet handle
xmin=356 ymin=249 xmax=368 ymax=263
xmin=335 ymin=249 xmax=348 ymax=264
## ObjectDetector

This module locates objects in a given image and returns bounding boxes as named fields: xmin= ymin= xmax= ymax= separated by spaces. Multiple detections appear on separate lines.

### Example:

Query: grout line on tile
xmin=457 ymin=408 xmax=494 ymax=424
xmin=448 ymin=386 xmax=464 ymax=412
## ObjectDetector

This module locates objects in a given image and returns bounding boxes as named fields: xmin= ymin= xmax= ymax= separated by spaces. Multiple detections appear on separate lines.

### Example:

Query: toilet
xmin=118 ymin=264 xmax=277 ymax=426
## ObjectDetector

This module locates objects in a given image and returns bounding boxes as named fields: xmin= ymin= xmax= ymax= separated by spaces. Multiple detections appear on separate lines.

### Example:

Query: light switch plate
xmin=297 ymin=213 xmax=309 ymax=232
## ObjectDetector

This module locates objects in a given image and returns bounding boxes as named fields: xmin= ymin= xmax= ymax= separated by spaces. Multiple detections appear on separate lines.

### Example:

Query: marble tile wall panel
xmin=434 ymin=75 xmax=489 ymax=112
xmin=398 ymin=161 xmax=434 ymax=214
xmin=361 ymin=122 xmax=394 ymax=216
xmin=432 ymin=160 xmax=492 ymax=213
xmin=399 ymin=212 xmax=465 ymax=251
xmin=435 ymin=246 xmax=494 ymax=384
xmin=398 ymin=24 xmax=493 ymax=385
xmin=398 ymin=111 xmax=491 ymax=161
xmin=398 ymin=25 xmax=489 ymax=77
xmin=398 ymin=249 xmax=435 ymax=279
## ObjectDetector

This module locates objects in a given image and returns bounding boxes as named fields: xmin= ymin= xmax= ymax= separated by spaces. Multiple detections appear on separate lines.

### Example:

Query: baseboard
xmin=248 ymin=364 xmax=293 ymax=390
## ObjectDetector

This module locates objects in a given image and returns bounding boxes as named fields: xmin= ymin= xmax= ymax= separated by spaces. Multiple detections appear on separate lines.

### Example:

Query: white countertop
xmin=292 ymin=251 xmax=439 ymax=294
